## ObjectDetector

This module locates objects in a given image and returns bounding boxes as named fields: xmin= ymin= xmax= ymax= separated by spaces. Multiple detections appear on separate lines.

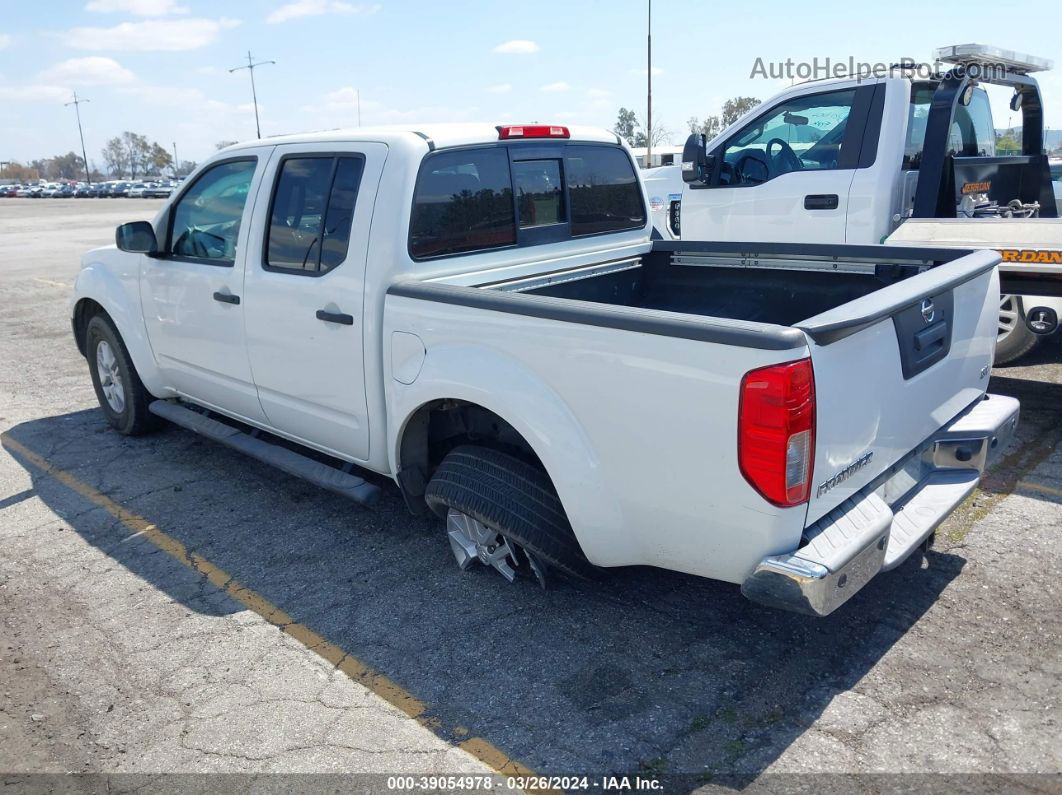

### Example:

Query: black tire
xmin=994 ymin=295 xmax=1039 ymax=366
xmin=424 ymin=445 xmax=595 ymax=581
xmin=85 ymin=314 xmax=160 ymax=436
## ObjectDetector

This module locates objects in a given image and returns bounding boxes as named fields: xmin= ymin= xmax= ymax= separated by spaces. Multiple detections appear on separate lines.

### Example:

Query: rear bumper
xmin=741 ymin=393 xmax=1019 ymax=616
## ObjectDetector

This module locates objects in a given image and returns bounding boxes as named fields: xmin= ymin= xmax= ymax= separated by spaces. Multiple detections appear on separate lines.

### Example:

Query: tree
xmin=0 ymin=161 xmax=39 ymax=182
xmin=995 ymin=130 xmax=1021 ymax=155
xmin=147 ymin=142 xmax=173 ymax=174
xmin=633 ymin=113 xmax=672 ymax=148
xmin=721 ymin=96 xmax=761 ymax=127
xmin=613 ymin=108 xmax=639 ymax=146
xmin=176 ymin=159 xmax=197 ymax=177
xmin=687 ymin=115 xmax=722 ymax=140
xmin=216 ymin=140 xmax=238 ymax=151
xmin=100 ymin=132 xmax=167 ymax=178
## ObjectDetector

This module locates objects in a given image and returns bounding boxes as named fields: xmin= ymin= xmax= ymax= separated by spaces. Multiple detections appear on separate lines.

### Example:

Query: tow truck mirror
xmin=1010 ymin=90 xmax=1024 ymax=112
xmin=681 ymin=133 xmax=715 ymax=184
xmin=116 ymin=221 xmax=159 ymax=255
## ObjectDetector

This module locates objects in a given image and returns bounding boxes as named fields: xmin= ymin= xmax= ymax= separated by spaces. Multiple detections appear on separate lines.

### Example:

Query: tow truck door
xmin=684 ymin=84 xmax=880 ymax=244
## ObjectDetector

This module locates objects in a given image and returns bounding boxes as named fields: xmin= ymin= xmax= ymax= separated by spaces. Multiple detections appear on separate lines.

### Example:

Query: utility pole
xmin=172 ymin=141 xmax=178 ymax=176
xmin=229 ymin=50 xmax=275 ymax=139
xmin=356 ymin=89 xmax=362 ymax=127
xmin=646 ymin=0 xmax=652 ymax=165
xmin=65 ymin=90 xmax=92 ymax=184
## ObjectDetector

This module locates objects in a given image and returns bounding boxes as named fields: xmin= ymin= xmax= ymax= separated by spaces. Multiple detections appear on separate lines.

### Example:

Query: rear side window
xmin=266 ymin=155 xmax=365 ymax=275
xmin=566 ymin=147 xmax=645 ymax=236
xmin=409 ymin=148 xmax=516 ymax=259
xmin=513 ymin=159 xmax=565 ymax=228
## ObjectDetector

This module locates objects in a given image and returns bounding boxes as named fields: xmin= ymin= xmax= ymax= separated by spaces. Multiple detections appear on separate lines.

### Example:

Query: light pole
xmin=646 ymin=0 xmax=652 ymax=165
xmin=65 ymin=90 xmax=92 ymax=184
xmin=172 ymin=141 xmax=178 ymax=176
xmin=229 ymin=50 xmax=275 ymax=139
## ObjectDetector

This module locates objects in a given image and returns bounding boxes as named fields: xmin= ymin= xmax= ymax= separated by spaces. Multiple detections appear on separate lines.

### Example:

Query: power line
xmin=229 ymin=50 xmax=275 ymax=139
xmin=65 ymin=90 xmax=92 ymax=184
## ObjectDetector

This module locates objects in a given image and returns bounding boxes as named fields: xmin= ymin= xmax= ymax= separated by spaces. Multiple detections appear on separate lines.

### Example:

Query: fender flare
xmin=72 ymin=263 xmax=171 ymax=398
xmin=389 ymin=344 xmax=623 ymax=565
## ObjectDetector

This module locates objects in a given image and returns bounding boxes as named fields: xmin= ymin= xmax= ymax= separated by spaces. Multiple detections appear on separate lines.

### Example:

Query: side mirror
xmin=115 ymin=221 xmax=159 ymax=255
xmin=681 ymin=133 xmax=715 ymax=184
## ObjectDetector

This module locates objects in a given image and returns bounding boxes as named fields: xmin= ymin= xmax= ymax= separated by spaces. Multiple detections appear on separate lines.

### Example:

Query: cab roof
xmin=222 ymin=123 xmax=622 ymax=153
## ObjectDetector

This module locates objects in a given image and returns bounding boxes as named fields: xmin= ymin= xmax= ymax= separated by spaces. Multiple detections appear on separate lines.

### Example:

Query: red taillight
xmin=497 ymin=124 xmax=570 ymax=140
xmin=738 ymin=358 xmax=816 ymax=507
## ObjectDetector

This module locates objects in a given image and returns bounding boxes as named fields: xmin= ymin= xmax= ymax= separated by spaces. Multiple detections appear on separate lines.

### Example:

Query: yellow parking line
xmin=1016 ymin=479 xmax=1062 ymax=499
xmin=1 ymin=432 xmax=541 ymax=781
xmin=32 ymin=277 xmax=69 ymax=289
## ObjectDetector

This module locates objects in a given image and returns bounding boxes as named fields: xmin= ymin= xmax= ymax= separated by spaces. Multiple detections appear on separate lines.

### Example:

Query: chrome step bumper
xmin=741 ymin=393 xmax=1019 ymax=617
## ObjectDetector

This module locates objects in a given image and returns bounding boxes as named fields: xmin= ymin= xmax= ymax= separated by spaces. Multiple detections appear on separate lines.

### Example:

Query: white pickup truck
xmin=670 ymin=44 xmax=1062 ymax=364
xmin=71 ymin=122 xmax=1017 ymax=616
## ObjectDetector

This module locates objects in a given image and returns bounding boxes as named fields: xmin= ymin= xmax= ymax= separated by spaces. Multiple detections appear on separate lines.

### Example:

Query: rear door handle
xmin=213 ymin=291 xmax=240 ymax=305
xmin=804 ymin=194 xmax=839 ymax=210
xmin=316 ymin=309 xmax=354 ymax=325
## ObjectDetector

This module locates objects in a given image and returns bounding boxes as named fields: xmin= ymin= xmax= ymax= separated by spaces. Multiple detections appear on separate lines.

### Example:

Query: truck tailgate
xmin=796 ymin=249 xmax=1000 ymax=524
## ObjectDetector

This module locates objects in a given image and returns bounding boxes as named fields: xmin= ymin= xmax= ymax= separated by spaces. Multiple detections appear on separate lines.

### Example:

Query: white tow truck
xmin=671 ymin=44 xmax=1062 ymax=363
xmin=72 ymin=122 xmax=1016 ymax=616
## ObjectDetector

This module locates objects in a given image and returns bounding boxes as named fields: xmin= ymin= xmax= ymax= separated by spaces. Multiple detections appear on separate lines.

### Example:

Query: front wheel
xmin=86 ymin=315 xmax=160 ymax=435
xmin=995 ymin=294 xmax=1038 ymax=366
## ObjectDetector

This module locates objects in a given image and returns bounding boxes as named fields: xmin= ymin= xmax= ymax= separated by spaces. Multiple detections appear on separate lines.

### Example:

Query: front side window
xmin=265 ymin=155 xmax=365 ymax=274
xmin=903 ymin=83 xmax=936 ymax=170
xmin=566 ymin=146 xmax=646 ymax=236
xmin=719 ymin=89 xmax=856 ymax=185
xmin=170 ymin=159 xmax=257 ymax=263
xmin=409 ymin=148 xmax=516 ymax=259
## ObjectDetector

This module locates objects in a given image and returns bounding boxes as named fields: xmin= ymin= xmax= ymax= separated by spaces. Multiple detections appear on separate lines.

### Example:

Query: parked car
xmin=143 ymin=183 xmax=173 ymax=199
xmin=109 ymin=182 xmax=130 ymax=198
xmin=52 ymin=184 xmax=75 ymax=198
xmin=127 ymin=183 xmax=151 ymax=198
xmin=22 ymin=185 xmax=44 ymax=198
xmin=75 ymin=185 xmax=99 ymax=198
xmin=0 ymin=185 xmax=19 ymax=197
xmin=72 ymin=122 xmax=1017 ymax=617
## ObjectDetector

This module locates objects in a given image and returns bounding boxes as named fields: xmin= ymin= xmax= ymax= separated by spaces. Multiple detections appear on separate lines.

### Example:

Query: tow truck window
xmin=410 ymin=148 xmax=516 ymax=259
xmin=719 ymin=89 xmax=856 ymax=186
xmin=904 ymin=85 xmax=996 ymax=169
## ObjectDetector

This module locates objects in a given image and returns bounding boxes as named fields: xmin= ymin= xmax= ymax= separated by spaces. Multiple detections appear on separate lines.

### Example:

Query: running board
xmin=148 ymin=400 xmax=381 ymax=507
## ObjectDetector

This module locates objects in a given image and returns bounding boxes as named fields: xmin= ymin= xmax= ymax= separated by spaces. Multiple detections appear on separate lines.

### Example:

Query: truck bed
xmin=515 ymin=241 xmax=968 ymax=330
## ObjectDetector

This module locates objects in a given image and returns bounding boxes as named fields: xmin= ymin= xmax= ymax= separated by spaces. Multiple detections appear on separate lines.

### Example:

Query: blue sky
xmin=2 ymin=0 xmax=1061 ymax=168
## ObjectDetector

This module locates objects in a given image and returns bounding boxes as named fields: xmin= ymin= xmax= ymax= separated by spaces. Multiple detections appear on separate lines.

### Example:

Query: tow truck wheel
xmin=994 ymin=294 xmax=1038 ymax=365
xmin=424 ymin=445 xmax=595 ymax=585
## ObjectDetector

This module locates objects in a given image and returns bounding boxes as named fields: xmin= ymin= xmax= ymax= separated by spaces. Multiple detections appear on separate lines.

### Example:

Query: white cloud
xmin=39 ymin=57 xmax=136 ymax=86
xmin=586 ymin=88 xmax=611 ymax=99
xmin=540 ymin=81 xmax=570 ymax=92
xmin=629 ymin=66 xmax=664 ymax=77
xmin=85 ymin=0 xmax=188 ymax=15
xmin=0 ymin=84 xmax=70 ymax=102
xmin=0 ymin=34 xmax=11 ymax=49
xmin=487 ymin=83 xmax=512 ymax=94
xmin=57 ymin=18 xmax=241 ymax=51
xmin=493 ymin=39 xmax=539 ymax=55
xmin=267 ymin=0 xmax=379 ymax=23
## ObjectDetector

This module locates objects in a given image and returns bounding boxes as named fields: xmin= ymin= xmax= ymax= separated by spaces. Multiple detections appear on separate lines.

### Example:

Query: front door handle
xmin=213 ymin=291 xmax=240 ymax=305
xmin=316 ymin=309 xmax=354 ymax=325
xmin=804 ymin=193 xmax=839 ymax=210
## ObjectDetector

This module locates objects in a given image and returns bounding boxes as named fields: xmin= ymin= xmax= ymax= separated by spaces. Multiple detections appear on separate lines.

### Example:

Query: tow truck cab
xmin=674 ymin=43 xmax=1062 ymax=358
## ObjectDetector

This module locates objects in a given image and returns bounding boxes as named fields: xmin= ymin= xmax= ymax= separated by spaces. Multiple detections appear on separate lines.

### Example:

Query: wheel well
xmin=396 ymin=400 xmax=546 ymax=514
xmin=72 ymin=298 xmax=107 ymax=357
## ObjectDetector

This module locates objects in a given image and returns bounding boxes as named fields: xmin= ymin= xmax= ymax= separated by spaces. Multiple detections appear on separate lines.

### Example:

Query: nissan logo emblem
xmin=921 ymin=298 xmax=936 ymax=324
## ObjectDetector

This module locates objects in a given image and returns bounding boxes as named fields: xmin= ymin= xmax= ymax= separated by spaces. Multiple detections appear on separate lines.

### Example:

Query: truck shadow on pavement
xmin=5 ymin=408 xmax=968 ymax=780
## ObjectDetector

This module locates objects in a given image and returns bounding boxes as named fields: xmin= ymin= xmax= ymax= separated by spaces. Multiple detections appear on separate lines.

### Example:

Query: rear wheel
xmin=424 ymin=445 xmax=594 ymax=586
xmin=86 ymin=315 xmax=160 ymax=435
xmin=995 ymin=294 xmax=1038 ymax=365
